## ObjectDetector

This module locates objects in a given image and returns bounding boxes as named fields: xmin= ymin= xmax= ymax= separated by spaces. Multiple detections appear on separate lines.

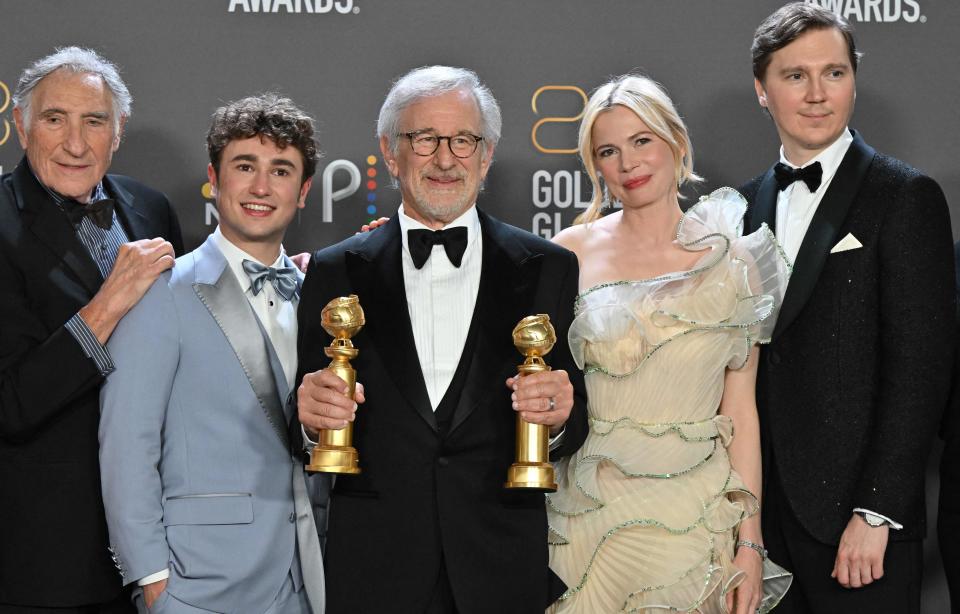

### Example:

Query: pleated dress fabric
xmin=547 ymin=189 xmax=793 ymax=613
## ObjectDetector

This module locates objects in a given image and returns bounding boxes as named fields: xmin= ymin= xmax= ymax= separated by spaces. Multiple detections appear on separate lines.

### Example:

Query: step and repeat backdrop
xmin=0 ymin=0 xmax=956 ymax=610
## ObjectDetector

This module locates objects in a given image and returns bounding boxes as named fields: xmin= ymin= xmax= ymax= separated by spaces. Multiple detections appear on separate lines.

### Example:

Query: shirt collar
xmin=211 ymin=226 xmax=288 ymax=293
xmin=779 ymin=128 xmax=854 ymax=190
xmin=398 ymin=202 xmax=481 ymax=255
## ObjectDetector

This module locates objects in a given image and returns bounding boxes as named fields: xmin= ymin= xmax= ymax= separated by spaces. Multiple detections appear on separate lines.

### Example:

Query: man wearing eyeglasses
xmin=295 ymin=66 xmax=589 ymax=613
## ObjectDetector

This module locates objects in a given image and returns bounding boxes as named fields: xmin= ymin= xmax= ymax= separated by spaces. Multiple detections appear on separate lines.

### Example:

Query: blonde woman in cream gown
xmin=547 ymin=75 xmax=792 ymax=614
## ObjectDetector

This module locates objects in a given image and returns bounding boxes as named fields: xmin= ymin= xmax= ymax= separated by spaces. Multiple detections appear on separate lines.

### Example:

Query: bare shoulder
xmin=552 ymin=223 xmax=590 ymax=257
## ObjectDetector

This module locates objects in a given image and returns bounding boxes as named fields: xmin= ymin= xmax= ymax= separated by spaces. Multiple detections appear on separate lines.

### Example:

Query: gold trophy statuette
xmin=505 ymin=314 xmax=558 ymax=491
xmin=306 ymin=295 xmax=364 ymax=474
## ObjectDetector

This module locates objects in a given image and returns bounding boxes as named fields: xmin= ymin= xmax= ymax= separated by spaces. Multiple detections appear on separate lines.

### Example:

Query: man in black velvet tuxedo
xmin=0 ymin=48 xmax=182 ymax=612
xmin=939 ymin=241 xmax=960 ymax=613
xmin=741 ymin=4 xmax=955 ymax=612
xmin=295 ymin=66 xmax=588 ymax=613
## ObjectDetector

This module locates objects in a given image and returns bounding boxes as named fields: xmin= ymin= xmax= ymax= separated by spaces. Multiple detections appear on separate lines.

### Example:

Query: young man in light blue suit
xmin=99 ymin=94 xmax=328 ymax=614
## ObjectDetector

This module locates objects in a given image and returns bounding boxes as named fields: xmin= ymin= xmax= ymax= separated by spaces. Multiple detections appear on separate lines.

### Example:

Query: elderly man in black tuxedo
xmin=741 ymin=4 xmax=955 ymax=613
xmin=0 ymin=48 xmax=182 ymax=612
xmin=295 ymin=65 xmax=588 ymax=614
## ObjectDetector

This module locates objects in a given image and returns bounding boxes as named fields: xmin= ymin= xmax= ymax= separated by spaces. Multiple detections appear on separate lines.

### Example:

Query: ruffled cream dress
xmin=547 ymin=188 xmax=793 ymax=613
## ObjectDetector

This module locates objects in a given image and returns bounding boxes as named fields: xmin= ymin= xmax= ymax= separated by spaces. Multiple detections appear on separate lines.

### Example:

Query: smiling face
xmin=14 ymin=69 xmax=123 ymax=202
xmin=380 ymin=89 xmax=493 ymax=229
xmin=755 ymin=27 xmax=856 ymax=166
xmin=207 ymin=136 xmax=312 ymax=263
xmin=591 ymin=104 xmax=678 ymax=211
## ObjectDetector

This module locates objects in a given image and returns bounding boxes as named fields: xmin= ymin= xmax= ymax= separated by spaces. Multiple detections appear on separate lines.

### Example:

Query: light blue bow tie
xmin=242 ymin=259 xmax=299 ymax=301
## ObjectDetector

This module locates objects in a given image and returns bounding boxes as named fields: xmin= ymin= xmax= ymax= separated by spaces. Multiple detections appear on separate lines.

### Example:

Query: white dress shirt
xmin=397 ymin=203 xmax=482 ymax=410
xmin=774 ymin=129 xmax=901 ymax=530
xmin=776 ymin=128 xmax=854 ymax=265
xmin=139 ymin=228 xmax=300 ymax=586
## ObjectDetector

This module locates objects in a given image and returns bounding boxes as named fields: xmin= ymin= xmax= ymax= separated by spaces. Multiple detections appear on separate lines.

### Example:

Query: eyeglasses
xmin=399 ymin=131 xmax=483 ymax=158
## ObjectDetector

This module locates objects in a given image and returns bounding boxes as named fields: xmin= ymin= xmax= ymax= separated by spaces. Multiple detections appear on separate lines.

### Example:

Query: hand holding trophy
xmin=306 ymin=295 xmax=364 ymax=474
xmin=504 ymin=314 xmax=558 ymax=491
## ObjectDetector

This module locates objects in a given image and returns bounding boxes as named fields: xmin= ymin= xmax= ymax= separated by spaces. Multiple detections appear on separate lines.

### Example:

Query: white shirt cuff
xmin=137 ymin=569 xmax=169 ymax=586
xmin=302 ymin=424 xmax=318 ymax=449
xmin=548 ymin=428 xmax=564 ymax=451
xmin=853 ymin=508 xmax=903 ymax=530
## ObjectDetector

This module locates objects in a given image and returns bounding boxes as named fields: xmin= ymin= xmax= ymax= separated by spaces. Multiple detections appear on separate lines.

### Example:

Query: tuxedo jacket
xmin=99 ymin=236 xmax=327 ymax=613
xmin=938 ymin=241 xmax=960 ymax=607
xmin=741 ymin=131 xmax=955 ymax=545
xmin=296 ymin=210 xmax=589 ymax=614
xmin=0 ymin=159 xmax=183 ymax=607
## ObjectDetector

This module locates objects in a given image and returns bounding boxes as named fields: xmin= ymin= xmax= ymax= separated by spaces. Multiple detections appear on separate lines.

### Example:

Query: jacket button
xmin=289 ymin=512 xmax=296 ymax=523
xmin=437 ymin=457 xmax=449 ymax=467
xmin=768 ymin=351 xmax=781 ymax=365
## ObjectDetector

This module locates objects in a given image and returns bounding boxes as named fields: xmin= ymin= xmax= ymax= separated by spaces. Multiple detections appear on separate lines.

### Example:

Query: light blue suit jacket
xmin=99 ymin=236 xmax=327 ymax=613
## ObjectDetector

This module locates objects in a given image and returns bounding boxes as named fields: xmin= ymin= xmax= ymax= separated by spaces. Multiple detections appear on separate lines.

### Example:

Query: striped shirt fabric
xmin=36 ymin=175 xmax=130 ymax=377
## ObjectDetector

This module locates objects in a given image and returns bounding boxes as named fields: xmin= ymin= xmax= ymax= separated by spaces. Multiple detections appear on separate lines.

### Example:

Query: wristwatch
xmin=856 ymin=511 xmax=887 ymax=527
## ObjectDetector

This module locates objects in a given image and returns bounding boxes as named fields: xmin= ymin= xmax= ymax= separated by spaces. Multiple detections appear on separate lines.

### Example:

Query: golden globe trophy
xmin=306 ymin=295 xmax=364 ymax=474
xmin=505 ymin=314 xmax=558 ymax=491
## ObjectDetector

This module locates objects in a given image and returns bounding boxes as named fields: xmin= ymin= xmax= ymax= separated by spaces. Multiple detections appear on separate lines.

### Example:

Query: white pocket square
xmin=830 ymin=233 xmax=863 ymax=254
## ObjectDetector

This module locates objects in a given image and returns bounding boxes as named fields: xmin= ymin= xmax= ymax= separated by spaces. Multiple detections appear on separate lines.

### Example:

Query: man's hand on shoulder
xmin=79 ymin=238 xmax=176 ymax=344
xmin=831 ymin=513 xmax=890 ymax=588
xmin=298 ymin=369 xmax=366 ymax=436
xmin=358 ymin=217 xmax=390 ymax=234
xmin=506 ymin=370 xmax=574 ymax=435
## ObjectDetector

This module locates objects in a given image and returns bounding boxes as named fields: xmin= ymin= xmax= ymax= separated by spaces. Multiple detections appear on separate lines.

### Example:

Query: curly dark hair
xmin=206 ymin=93 xmax=320 ymax=183
xmin=752 ymin=2 xmax=862 ymax=83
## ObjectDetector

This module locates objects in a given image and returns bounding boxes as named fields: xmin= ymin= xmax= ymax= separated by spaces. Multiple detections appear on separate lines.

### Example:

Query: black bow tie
xmin=407 ymin=227 xmax=468 ymax=269
xmin=774 ymin=161 xmax=823 ymax=193
xmin=63 ymin=198 xmax=116 ymax=230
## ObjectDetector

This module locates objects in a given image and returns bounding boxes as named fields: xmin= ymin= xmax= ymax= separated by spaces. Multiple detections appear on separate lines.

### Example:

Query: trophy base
xmin=306 ymin=446 xmax=361 ymax=474
xmin=504 ymin=462 xmax=557 ymax=492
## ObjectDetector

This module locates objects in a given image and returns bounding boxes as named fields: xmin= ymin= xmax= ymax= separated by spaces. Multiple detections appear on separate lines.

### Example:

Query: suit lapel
xmin=106 ymin=174 xmax=152 ymax=241
xmin=346 ymin=216 xmax=437 ymax=431
xmin=191 ymin=236 xmax=290 ymax=447
xmin=749 ymin=167 xmax=779 ymax=235
xmin=447 ymin=211 xmax=540 ymax=436
xmin=12 ymin=159 xmax=103 ymax=296
xmin=773 ymin=131 xmax=876 ymax=338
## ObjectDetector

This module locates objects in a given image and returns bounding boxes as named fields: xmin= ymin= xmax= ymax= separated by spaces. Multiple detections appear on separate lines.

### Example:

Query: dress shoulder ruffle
xmin=568 ymin=187 xmax=791 ymax=373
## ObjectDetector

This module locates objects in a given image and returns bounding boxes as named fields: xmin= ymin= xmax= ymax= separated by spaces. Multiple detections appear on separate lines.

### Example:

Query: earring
xmin=601 ymin=181 xmax=621 ymax=211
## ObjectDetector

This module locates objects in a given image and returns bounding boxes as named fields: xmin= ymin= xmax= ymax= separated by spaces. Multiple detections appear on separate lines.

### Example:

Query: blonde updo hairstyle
xmin=576 ymin=75 xmax=701 ymax=224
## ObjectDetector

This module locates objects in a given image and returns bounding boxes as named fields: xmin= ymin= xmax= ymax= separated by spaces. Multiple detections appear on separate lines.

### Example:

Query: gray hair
xmin=376 ymin=65 xmax=502 ymax=157
xmin=13 ymin=46 xmax=132 ymax=133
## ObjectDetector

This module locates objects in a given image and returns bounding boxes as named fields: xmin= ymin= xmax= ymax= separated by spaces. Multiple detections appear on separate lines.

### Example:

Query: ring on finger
xmin=548 ymin=397 xmax=556 ymax=411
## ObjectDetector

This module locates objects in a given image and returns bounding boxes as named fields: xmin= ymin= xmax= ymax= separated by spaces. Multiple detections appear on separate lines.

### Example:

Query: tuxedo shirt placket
xmin=398 ymin=204 xmax=482 ymax=411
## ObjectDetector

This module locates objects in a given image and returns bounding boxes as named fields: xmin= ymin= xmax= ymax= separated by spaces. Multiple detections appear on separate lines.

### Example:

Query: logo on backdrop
xmin=529 ymin=85 xmax=592 ymax=239
xmin=200 ymin=157 xmax=366 ymax=226
xmin=0 ymin=80 xmax=13 ymax=175
xmin=227 ymin=0 xmax=359 ymax=14
xmin=803 ymin=0 xmax=925 ymax=23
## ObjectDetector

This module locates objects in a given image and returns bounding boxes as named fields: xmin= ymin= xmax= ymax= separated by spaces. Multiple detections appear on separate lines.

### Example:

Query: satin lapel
xmin=346 ymin=216 xmax=436 ymax=432
xmin=191 ymin=237 xmax=290 ymax=447
xmin=774 ymin=132 xmax=876 ymax=338
xmin=448 ymin=211 xmax=539 ymax=436
xmin=106 ymin=175 xmax=152 ymax=241
xmin=12 ymin=159 xmax=102 ymax=296
xmin=750 ymin=168 xmax=780 ymax=235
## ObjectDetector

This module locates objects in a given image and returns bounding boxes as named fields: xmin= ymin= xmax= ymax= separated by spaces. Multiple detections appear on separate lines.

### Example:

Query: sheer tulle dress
xmin=547 ymin=188 xmax=793 ymax=613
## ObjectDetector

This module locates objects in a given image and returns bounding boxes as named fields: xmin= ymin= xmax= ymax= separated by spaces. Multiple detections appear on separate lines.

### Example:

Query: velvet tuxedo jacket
xmin=0 ymin=159 xmax=183 ymax=607
xmin=295 ymin=210 xmax=589 ymax=614
xmin=741 ymin=131 xmax=955 ymax=545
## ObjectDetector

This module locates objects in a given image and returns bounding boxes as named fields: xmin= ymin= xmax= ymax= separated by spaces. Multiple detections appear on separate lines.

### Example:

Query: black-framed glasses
xmin=399 ymin=131 xmax=483 ymax=158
